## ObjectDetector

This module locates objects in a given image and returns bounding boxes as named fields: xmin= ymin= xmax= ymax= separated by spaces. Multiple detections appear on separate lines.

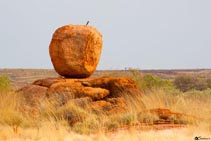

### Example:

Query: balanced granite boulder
xmin=49 ymin=24 xmax=103 ymax=78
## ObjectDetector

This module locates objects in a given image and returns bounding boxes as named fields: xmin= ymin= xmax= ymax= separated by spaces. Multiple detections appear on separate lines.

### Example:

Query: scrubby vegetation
xmin=130 ymin=69 xmax=211 ymax=92
xmin=0 ymin=76 xmax=10 ymax=90
xmin=207 ymin=78 xmax=211 ymax=89
xmin=129 ymin=69 xmax=173 ymax=91
xmin=174 ymin=75 xmax=208 ymax=92
xmin=0 ymin=72 xmax=211 ymax=140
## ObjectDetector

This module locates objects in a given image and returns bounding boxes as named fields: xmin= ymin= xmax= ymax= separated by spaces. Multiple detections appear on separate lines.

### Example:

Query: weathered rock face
xmin=88 ymin=98 xmax=128 ymax=115
xmin=49 ymin=24 xmax=103 ymax=78
xmin=18 ymin=76 xmax=143 ymax=111
xmin=86 ymin=76 xmax=141 ymax=98
xmin=47 ymin=80 xmax=110 ymax=101
xmin=17 ymin=85 xmax=47 ymax=106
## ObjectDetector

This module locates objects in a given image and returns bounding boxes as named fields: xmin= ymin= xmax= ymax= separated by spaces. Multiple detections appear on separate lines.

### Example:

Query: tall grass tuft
xmin=0 ymin=91 xmax=31 ymax=133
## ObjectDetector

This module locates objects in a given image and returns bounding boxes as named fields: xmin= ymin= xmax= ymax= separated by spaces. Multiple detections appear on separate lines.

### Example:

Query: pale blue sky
xmin=0 ymin=0 xmax=211 ymax=70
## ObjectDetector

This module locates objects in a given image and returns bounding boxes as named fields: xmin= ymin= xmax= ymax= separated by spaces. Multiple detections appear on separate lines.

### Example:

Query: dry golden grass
xmin=0 ymin=87 xmax=211 ymax=140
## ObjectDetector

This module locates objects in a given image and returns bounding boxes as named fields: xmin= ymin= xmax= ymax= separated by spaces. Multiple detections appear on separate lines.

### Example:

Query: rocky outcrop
xmin=138 ymin=108 xmax=194 ymax=125
xmin=49 ymin=24 xmax=103 ymax=78
xmin=18 ymin=76 xmax=143 ymax=113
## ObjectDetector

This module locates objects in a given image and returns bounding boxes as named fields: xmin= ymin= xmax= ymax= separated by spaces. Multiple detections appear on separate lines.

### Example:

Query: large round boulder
xmin=49 ymin=24 xmax=103 ymax=78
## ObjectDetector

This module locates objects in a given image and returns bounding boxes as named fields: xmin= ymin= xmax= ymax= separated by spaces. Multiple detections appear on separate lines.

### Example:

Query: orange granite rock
xmin=84 ymin=76 xmax=143 ymax=98
xmin=88 ymin=98 xmax=128 ymax=114
xmin=18 ymin=84 xmax=47 ymax=106
xmin=49 ymin=24 xmax=102 ymax=78
xmin=47 ymin=80 xmax=110 ymax=101
xmin=18 ymin=76 xmax=144 ymax=115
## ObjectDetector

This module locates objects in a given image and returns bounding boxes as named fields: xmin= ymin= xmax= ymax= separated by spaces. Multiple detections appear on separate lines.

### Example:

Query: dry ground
xmin=0 ymin=125 xmax=210 ymax=141
xmin=0 ymin=69 xmax=211 ymax=141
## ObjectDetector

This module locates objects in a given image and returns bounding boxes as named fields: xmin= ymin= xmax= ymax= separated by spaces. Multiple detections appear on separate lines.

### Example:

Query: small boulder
xmin=70 ymin=97 xmax=92 ymax=108
xmin=18 ymin=85 xmax=47 ymax=106
xmin=88 ymin=98 xmax=128 ymax=115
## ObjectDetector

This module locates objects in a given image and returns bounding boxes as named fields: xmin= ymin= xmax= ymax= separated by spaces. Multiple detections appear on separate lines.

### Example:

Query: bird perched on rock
xmin=86 ymin=21 xmax=89 ymax=25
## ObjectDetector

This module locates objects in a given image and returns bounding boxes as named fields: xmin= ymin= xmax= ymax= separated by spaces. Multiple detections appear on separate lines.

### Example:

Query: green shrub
xmin=0 ymin=76 xmax=10 ymax=90
xmin=129 ymin=69 xmax=173 ymax=91
xmin=142 ymin=74 xmax=173 ymax=89
xmin=174 ymin=75 xmax=207 ymax=92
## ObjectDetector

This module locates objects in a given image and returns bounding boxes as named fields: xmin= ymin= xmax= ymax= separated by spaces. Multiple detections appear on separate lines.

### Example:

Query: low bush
xmin=129 ymin=69 xmax=173 ymax=91
xmin=174 ymin=75 xmax=207 ymax=92
xmin=0 ymin=76 xmax=10 ymax=90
